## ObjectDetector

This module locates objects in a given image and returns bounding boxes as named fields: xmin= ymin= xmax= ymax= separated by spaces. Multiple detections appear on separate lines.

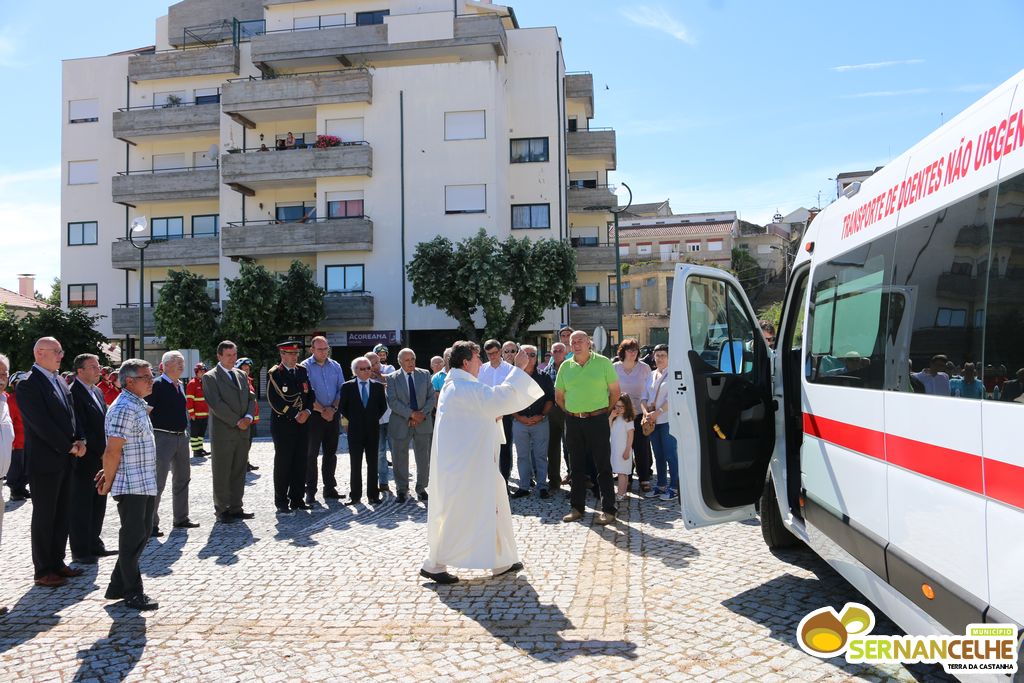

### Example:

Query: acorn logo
xmin=797 ymin=603 xmax=876 ymax=657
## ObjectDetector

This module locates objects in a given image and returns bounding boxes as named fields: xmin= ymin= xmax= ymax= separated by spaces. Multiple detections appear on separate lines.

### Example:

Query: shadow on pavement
xmin=143 ymin=529 xmax=189 ymax=578
xmin=0 ymin=563 xmax=101 ymax=655
xmin=722 ymin=570 xmax=953 ymax=682
xmin=72 ymin=604 xmax=146 ymax=682
xmin=196 ymin=524 xmax=257 ymax=565
xmin=433 ymin=576 xmax=638 ymax=663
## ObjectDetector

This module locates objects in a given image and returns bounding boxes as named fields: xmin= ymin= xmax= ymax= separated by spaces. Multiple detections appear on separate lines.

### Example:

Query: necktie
xmin=407 ymin=373 xmax=418 ymax=411
xmin=360 ymin=381 xmax=368 ymax=407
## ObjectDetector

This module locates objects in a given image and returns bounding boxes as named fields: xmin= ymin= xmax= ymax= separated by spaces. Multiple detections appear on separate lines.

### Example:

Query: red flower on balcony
xmin=314 ymin=134 xmax=342 ymax=149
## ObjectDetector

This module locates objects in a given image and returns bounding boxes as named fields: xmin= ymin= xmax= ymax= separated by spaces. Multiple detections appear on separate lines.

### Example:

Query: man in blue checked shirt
xmin=300 ymin=336 xmax=345 ymax=504
xmin=97 ymin=358 xmax=160 ymax=611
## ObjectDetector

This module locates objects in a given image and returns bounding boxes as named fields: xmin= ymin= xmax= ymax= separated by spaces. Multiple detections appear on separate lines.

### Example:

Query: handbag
xmin=642 ymin=372 xmax=667 ymax=436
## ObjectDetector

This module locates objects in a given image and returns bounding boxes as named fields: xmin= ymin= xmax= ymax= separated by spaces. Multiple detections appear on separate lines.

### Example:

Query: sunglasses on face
xmin=525 ymin=352 xmax=537 ymax=357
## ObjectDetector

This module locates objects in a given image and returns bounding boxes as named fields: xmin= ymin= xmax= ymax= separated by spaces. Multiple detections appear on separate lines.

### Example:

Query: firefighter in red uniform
xmin=186 ymin=363 xmax=211 ymax=457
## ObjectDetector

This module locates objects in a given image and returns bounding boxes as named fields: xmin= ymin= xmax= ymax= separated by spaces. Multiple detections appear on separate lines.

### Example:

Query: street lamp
xmin=127 ymin=216 xmax=150 ymax=359
xmin=610 ymin=182 xmax=633 ymax=343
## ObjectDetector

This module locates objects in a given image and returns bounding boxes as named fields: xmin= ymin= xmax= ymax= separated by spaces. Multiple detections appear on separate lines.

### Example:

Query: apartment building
xmin=61 ymin=0 xmax=616 ymax=362
xmin=615 ymin=211 xmax=737 ymax=267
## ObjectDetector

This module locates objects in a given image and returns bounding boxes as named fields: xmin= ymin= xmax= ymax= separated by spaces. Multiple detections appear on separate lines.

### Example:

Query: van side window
xmin=889 ymin=187 xmax=995 ymax=398
xmin=685 ymin=275 xmax=759 ymax=376
xmin=807 ymin=234 xmax=895 ymax=390
xmin=984 ymin=171 xmax=1024 ymax=403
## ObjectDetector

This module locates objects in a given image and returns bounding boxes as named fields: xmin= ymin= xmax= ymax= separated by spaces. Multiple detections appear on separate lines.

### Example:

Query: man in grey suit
xmin=201 ymin=341 xmax=256 ymax=523
xmin=386 ymin=348 xmax=435 ymax=503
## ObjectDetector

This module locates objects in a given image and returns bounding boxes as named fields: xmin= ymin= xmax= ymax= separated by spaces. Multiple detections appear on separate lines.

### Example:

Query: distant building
xmin=615 ymin=211 xmax=738 ymax=268
xmin=735 ymin=220 xmax=789 ymax=278
xmin=618 ymin=199 xmax=672 ymax=220
xmin=835 ymin=168 xmax=881 ymax=199
xmin=620 ymin=261 xmax=674 ymax=347
xmin=0 ymin=276 xmax=45 ymax=320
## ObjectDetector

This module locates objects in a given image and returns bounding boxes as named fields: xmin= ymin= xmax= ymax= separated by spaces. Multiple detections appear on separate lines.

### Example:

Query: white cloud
xmin=831 ymin=58 xmax=924 ymax=72
xmin=0 ymin=165 xmax=60 ymax=189
xmin=0 ymin=26 xmax=22 ymax=68
xmin=621 ymin=6 xmax=695 ymax=45
xmin=841 ymin=88 xmax=930 ymax=99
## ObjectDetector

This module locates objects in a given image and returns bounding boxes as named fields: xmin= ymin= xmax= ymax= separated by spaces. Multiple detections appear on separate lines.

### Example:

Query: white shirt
xmin=478 ymin=360 xmax=514 ymax=388
xmin=76 ymin=378 xmax=105 ymax=411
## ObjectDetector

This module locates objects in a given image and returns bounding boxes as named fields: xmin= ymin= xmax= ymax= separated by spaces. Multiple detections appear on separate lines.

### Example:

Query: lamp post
xmin=610 ymin=182 xmax=632 ymax=343
xmin=127 ymin=216 xmax=150 ymax=359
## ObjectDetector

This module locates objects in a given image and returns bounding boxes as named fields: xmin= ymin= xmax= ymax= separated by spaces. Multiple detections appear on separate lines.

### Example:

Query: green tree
xmin=276 ymin=260 xmax=325 ymax=337
xmin=408 ymin=228 xmax=576 ymax=342
xmin=17 ymin=305 xmax=110 ymax=372
xmin=45 ymin=277 xmax=62 ymax=306
xmin=0 ymin=305 xmax=23 ymax=368
xmin=153 ymin=269 xmax=220 ymax=359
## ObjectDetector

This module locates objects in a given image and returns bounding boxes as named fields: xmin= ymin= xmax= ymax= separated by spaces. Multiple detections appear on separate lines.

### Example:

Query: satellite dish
xmin=130 ymin=216 xmax=147 ymax=233
xmin=208 ymin=144 xmax=219 ymax=160
xmin=593 ymin=326 xmax=608 ymax=355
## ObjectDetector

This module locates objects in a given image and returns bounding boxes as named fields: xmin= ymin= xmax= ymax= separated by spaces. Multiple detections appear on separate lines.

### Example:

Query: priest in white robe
xmin=420 ymin=340 xmax=544 ymax=584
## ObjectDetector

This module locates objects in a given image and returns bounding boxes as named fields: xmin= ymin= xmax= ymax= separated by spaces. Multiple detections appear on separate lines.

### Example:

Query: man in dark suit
xmin=267 ymin=341 xmax=314 ymax=513
xmin=340 ymin=356 xmax=388 ymax=504
xmin=68 ymin=353 xmax=116 ymax=563
xmin=16 ymin=337 xmax=87 ymax=587
xmin=386 ymin=348 xmax=436 ymax=503
xmin=202 ymin=340 xmax=256 ymax=523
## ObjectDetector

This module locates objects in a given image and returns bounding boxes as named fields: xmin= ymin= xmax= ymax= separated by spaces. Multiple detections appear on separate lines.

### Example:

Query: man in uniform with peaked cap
xmin=268 ymin=341 xmax=314 ymax=513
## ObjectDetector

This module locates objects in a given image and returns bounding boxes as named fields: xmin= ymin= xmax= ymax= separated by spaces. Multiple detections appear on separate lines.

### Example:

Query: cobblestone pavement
xmin=0 ymin=438 xmax=954 ymax=682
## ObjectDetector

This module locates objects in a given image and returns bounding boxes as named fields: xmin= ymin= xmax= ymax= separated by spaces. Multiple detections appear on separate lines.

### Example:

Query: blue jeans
xmin=512 ymin=418 xmax=549 ymax=491
xmin=649 ymin=423 xmax=679 ymax=491
xmin=376 ymin=422 xmax=391 ymax=486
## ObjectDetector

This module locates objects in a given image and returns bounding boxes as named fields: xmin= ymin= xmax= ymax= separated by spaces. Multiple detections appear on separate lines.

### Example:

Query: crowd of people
xmin=0 ymin=326 xmax=680 ymax=607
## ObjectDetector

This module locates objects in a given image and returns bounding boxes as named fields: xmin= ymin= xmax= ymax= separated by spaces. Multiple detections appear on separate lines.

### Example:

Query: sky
xmin=0 ymin=0 xmax=1021 ymax=294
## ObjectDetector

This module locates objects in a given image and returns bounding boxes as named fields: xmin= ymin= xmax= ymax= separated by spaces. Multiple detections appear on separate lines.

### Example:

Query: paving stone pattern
xmin=0 ymin=437 xmax=954 ymax=682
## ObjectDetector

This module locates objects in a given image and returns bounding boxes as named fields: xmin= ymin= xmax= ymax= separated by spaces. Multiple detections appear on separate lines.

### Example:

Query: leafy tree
xmin=153 ymin=269 xmax=220 ymax=359
xmin=17 ymin=305 xmax=110 ymax=372
xmin=45 ymin=278 xmax=62 ymax=306
xmin=408 ymin=228 xmax=576 ymax=342
xmin=0 ymin=305 xmax=23 ymax=368
xmin=276 ymin=261 xmax=325 ymax=338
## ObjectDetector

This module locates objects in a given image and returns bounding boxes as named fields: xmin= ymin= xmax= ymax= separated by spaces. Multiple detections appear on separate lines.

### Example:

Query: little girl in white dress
xmin=609 ymin=395 xmax=636 ymax=501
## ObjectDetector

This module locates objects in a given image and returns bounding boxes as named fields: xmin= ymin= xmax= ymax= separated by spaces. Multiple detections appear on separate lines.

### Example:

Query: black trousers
xmin=566 ymin=413 xmax=616 ymax=514
xmin=29 ymin=463 xmax=72 ymax=578
xmin=305 ymin=413 xmax=340 ymax=495
xmin=546 ymin=407 xmax=566 ymax=489
xmin=69 ymin=469 xmax=108 ymax=558
xmin=272 ymin=416 xmax=308 ymax=508
xmin=6 ymin=448 xmax=27 ymax=491
xmin=499 ymin=415 xmax=514 ymax=483
xmin=108 ymin=494 xmax=156 ymax=599
xmin=632 ymin=414 xmax=653 ymax=483
xmin=348 ymin=429 xmax=380 ymax=501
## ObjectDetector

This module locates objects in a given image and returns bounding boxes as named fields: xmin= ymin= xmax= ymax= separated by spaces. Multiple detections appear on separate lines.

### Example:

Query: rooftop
xmin=0 ymin=287 xmax=45 ymax=311
xmin=612 ymin=220 xmax=735 ymax=240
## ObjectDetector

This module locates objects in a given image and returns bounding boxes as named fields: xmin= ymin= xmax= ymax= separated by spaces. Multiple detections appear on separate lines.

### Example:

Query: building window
xmin=294 ymin=13 xmax=346 ymax=30
xmin=510 ymin=137 xmax=549 ymax=163
xmin=150 ymin=281 xmax=166 ymax=305
xmin=687 ymin=242 xmax=701 ymax=252
xmin=356 ymin=9 xmax=390 ymax=25
xmin=328 ymin=199 xmax=364 ymax=218
xmin=192 ymin=215 xmax=219 ymax=237
xmin=325 ymin=117 xmax=365 ymax=142
xmin=193 ymin=87 xmax=220 ymax=105
xmin=68 ymin=160 xmax=98 ymax=185
xmin=935 ymin=308 xmax=967 ymax=328
xmin=445 ymin=184 xmax=486 ymax=214
xmin=708 ymin=240 xmax=724 ymax=252
xmin=68 ymin=99 xmax=99 ymax=123
xmin=571 ymin=236 xmax=598 ymax=246
xmin=205 ymin=279 xmax=220 ymax=302
xmin=68 ymin=283 xmax=97 ymax=308
xmin=152 ymin=217 xmax=184 ymax=240
xmin=325 ymin=265 xmax=365 ymax=293
xmin=444 ymin=111 xmax=486 ymax=141
xmin=276 ymin=202 xmax=316 ymax=222
xmin=572 ymin=285 xmax=599 ymax=305
xmin=152 ymin=153 xmax=185 ymax=173
xmin=567 ymin=117 xmax=579 ymax=132
xmin=637 ymin=244 xmax=652 ymax=256
xmin=68 ymin=221 xmax=98 ymax=246
xmin=154 ymin=90 xmax=187 ymax=107
xmin=511 ymin=204 xmax=550 ymax=229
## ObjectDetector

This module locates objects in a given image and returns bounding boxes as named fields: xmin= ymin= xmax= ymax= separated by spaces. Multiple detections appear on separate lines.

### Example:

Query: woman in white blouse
xmin=641 ymin=344 xmax=679 ymax=500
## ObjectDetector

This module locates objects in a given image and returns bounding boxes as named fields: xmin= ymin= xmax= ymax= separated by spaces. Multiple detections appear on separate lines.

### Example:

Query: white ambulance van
xmin=668 ymin=68 xmax=1024 ymax=670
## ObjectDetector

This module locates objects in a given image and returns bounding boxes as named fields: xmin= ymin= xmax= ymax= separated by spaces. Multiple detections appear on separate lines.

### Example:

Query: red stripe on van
xmin=802 ymin=413 xmax=885 ymax=459
xmin=984 ymin=458 xmax=1024 ymax=510
xmin=803 ymin=413 xmax=1022 ymax=510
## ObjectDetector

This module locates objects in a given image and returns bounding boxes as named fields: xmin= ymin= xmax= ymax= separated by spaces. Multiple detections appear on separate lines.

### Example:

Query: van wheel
xmin=760 ymin=477 xmax=799 ymax=549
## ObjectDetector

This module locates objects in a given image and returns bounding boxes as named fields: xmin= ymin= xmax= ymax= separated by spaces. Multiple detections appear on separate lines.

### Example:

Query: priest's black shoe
xmin=420 ymin=569 xmax=459 ymax=585
xmin=494 ymin=562 xmax=524 ymax=577
xmin=124 ymin=594 xmax=159 ymax=611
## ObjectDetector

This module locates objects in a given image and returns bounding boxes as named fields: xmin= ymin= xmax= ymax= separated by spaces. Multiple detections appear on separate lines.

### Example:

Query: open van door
xmin=668 ymin=265 xmax=776 ymax=529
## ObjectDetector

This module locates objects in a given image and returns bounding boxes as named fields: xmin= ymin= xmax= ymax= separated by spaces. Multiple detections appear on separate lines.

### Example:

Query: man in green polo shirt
xmin=555 ymin=330 xmax=621 ymax=525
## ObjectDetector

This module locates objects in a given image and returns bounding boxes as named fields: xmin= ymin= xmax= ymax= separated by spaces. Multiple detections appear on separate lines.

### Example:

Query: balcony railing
xmin=221 ymin=69 xmax=372 ymax=122
xmin=221 ymin=142 xmax=373 ymax=192
xmin=566 ymin=128 xmax=617 ymax=170
xmin=565 ymin=72 xmax=594 ymax=116
xmin=111 ymin=234 xmax=220 ymax=270
xmin=568 ymin=302 xmax=618 ymax=331
xmin=112 ymin=166 xmax=220 ymax=205
xmin=222 ymin=216 xmax=373 ymax=257
xmin=111 ymin=304 xmax=156 ymax=336
xmin=322 ymin=292 xmax=374 ymax=327
xmin=567 ymin=184 xmax=618 ymax=212
xmin=112 ymin=101 xmax=221 ymax=142
xmin=128 ymin=43 xmax=239 ymax=81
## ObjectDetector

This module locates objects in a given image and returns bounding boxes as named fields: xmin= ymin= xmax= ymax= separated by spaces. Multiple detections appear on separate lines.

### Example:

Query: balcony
xmin=565 ymin=72 xmax=594 ymax=118
xmin=321 ymin=292 xmax=374 ymax=327
xmin=112 ymin=166 xmax=220 ymax=206
xmin=250 ymin=13 xmax=506 ymax=71
xmin=113 ymin=102 xmax=220 ymax=143
xmin=222 ymin=70 xmax=372 ymax=126
xmin=128 ymin=44 xmax=239 ymax=82
xmin=111 ymin=305 xmax=156 ymax=336
xmin=572 ymin=243 xmax=616 ymax=272
xmin=567 ymin=128 xmax=617 ymax=170
xmin=568 ymin=303 xmax=618 ymax=332
xmin=222 ymin=217 xmax=372 ymax=257
xmin=568 ymin=185 xmax=618 ymax=212
xmin=111 ymin=235 xmax=220 ymax=270
xmin=220 ymin=143 xmax=372 ymax=193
